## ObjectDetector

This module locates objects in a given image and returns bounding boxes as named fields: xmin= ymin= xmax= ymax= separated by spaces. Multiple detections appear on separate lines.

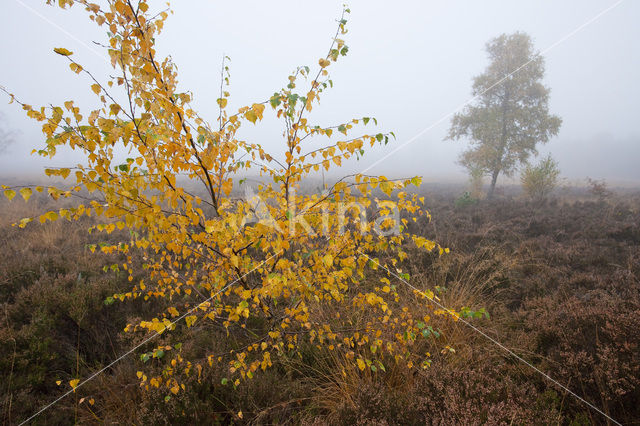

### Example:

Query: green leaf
xmin=269 ymin=94 xmax=281 ymax=108
xmin=362 ymin=117 xmax=370 ymax=125
xmin=288 ymin=94 xmax=299 ymax=105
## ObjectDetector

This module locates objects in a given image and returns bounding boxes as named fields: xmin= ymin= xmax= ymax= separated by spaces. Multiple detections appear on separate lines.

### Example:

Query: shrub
xmin=586 ymin=177 xmax=612 ymax=201
xmin=455 ymin=191 xmax=478 ymax=209
xmin=3 ymin=0 xmax=453 ymax=405
xmin=520 ymin=154 xmax=560 ymax=201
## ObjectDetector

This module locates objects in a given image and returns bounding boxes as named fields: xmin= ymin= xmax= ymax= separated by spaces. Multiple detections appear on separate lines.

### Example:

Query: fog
xmin=1 ymin=0 xmax=638 ymax=185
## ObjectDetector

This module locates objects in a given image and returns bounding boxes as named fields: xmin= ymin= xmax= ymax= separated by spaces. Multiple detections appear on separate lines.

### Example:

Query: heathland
xmin=1 ymin=184 xmax=638 ymax=424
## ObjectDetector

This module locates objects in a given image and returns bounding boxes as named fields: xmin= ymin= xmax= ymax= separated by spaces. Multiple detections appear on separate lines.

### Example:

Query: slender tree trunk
xmin=487 ymin=168 xmax=500 ymax=199
xmin=488 ymin=92 xmax=508 ymax=200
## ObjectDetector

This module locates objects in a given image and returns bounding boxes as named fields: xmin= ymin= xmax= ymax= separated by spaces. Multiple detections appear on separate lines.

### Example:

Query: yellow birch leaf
xmin=356 ymin=358 xmax=366 ymax=371
xmin=221 ymin=179 xmax=233 ymax=196
xmin=4 ymin=189 xmax=16 ymax=201
xmin=45 ymin=211 xmax=59 ymax=222
xmin=19 ymin=218 xmax=32 ymax=228
xmin=70 ymin=379 xmax=80 ymax=390
xmin=245 ymin=110 xmax=257 ymax=124
xmin=252 ymin=103 xmax=265 ymax=120
xmin=185 ymin=315 xmax=197 ymax=327
xmin=19 ymin=187 xmax=32 ymax=201
xmin=54 ymin=47 xmax=73 ymax=56
xmin=69 ymin=63 xmax=83 ymax=74
xmin=380 ymin=181 xmax=393 ymax=196
xmin=91 ymin=84 xmax=101 ymax=95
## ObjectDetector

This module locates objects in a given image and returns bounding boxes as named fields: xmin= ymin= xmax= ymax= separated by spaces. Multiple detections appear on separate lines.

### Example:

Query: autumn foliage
xmin=2 ymin=0 xmax=454 ymax=397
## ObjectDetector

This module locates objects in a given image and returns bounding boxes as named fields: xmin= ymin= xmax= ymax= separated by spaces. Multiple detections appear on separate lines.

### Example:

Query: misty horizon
xmin=1 ymin=0 xmax=638 ymax=186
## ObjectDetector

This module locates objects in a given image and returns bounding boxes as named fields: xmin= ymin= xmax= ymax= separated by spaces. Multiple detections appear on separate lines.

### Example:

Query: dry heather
xmin=1 ymin=188 xmax=639 ymax=424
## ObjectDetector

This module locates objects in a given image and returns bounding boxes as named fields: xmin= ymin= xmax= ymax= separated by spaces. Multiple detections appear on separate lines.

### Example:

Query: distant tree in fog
xmin=447 ymin=32 xmax=561 ymax=199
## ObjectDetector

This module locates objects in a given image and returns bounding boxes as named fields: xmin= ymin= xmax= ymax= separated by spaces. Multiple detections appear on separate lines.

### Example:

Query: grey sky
xmin=1 ymin=0 xmax=638 ymax=184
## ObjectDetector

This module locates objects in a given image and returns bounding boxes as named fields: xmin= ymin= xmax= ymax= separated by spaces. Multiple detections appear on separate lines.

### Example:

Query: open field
xmin=1 ymin=186 xmax=639 ymax=424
